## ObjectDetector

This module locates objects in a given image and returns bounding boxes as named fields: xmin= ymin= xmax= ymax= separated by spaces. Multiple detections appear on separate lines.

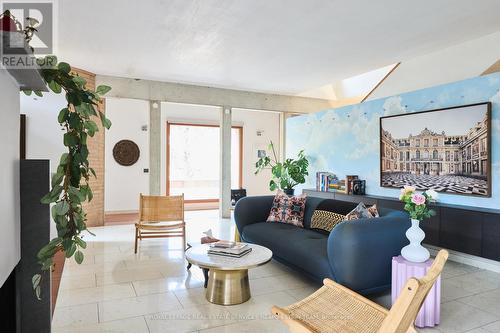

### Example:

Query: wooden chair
xmin=135 ymin=194 xmax=185 ymax=253
xmin=272 ymin=250 xmax=448 ymax=333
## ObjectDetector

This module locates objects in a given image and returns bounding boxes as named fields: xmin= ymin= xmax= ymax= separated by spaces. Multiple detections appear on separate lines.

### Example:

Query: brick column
xmin=72 ymin=68 xmax=105 ymax=227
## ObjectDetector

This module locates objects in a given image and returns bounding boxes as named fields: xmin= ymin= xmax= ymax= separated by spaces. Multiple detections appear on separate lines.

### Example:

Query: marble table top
xmin=185 ymin=243 xmax=273 ymax=270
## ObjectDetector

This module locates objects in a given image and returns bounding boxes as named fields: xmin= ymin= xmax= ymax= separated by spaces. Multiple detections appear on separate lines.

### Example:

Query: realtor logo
xmin=1 ymin=1 xmax=54 ymax=68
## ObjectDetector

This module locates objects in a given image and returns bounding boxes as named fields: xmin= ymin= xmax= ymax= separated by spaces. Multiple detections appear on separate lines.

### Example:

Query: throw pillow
xmin=368 ymin=204 xmax=380 ymax=218
xmin=266 ymin=191 xmax=307 ymax=227
xmin=344 ymin=202 xmax=379 ymax=221
xmin=310 ymin=210 xmax=346 ymax=232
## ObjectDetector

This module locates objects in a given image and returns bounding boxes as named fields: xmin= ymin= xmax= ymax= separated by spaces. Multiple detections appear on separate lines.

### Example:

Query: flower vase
xmin=401 ymin=219 xmax=430 ymax=263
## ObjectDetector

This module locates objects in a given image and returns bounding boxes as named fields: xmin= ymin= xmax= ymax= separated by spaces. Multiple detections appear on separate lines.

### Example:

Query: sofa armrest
xmin=327 ymin=210 xmax=410 ymax=294
xmin=234 ymin=196 xmax=275 ymax=235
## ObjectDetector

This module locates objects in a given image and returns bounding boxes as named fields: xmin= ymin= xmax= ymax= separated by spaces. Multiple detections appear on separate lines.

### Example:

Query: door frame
xmin=166 ymin=121 xmax=243 ymax=203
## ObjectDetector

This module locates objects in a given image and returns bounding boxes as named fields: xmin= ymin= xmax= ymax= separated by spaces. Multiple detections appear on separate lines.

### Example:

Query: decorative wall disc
xmin=113 ymin=140 xmax=140 ymax=166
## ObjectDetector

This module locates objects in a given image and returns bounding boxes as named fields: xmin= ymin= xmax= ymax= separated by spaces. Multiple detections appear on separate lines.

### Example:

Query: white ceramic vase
xmin=401 ymin=219 xmax=430 ymax=263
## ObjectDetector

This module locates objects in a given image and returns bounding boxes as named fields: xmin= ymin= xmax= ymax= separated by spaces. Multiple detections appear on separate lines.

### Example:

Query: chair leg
xmin=134 ymin=227 xmax=139 ymax=254
xmin=186 ymin=262 xmax=192 ymax=270
xmin=202 ymin=268 xmax=209 ymax=288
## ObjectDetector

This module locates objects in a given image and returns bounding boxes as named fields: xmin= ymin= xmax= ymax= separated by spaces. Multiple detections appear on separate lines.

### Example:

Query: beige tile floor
xmin=53 ymin=210 xmax=500 ymax=333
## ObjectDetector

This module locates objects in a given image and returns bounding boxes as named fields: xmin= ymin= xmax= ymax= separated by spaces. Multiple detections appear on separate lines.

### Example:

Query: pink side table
xmin=391 ymin=255 xmax=441 ymax=328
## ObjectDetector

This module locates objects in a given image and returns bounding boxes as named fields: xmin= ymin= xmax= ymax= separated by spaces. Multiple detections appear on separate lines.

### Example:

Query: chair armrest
xmin=327 ymin=211 xmax=410 ymax=294
xmin=234 ymin=196 xmax=274 ymax=234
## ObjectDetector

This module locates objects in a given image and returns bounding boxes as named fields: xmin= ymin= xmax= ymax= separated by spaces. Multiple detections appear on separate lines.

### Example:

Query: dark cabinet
xmin=440 ymin=208 xmax=482 ymax=256
xmin=482 ymin=213 xmax=500 ymax=261
xmin=304 ymin=189 xmax=499 ymax=260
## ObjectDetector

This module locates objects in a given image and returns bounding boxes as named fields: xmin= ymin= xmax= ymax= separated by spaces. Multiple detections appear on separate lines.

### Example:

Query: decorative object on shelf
xmin=23 ymin=54 xmax=112 ymax=299
xmin=392 ymin=255 xmax=442 ymax=328
xmin=399 ymin=186 xmax=437 ymax=262
xmin=352 ymin=179 xmax=366 ymax=195
xmin=346 ymin=175 xmax=358 ymax=194
xmin=255 ymin=141 xmax=309 ymax=194
xmin=380 ymin=102 xmax=491 ymax=197
xmin=113 ymin=139 xmax=140 ymax=166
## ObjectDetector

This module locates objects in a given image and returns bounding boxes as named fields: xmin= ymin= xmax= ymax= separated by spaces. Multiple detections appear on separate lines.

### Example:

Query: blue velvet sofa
xmin=234 ymin=195 xmax=410 ymax=294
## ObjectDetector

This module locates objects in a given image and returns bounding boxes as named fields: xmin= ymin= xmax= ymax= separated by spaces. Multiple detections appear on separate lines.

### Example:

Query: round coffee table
xmin=185 ymin=243 xmax=272 ymax=305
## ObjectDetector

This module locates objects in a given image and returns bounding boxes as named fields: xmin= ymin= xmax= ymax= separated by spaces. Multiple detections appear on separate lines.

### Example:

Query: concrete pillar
xmin=219 ymin=106 xmax=232 ymax=218
xmin=149 ymin=100 xmax=161 ymax=195
xmin=279 ymin=112 xmax=287 ymax=161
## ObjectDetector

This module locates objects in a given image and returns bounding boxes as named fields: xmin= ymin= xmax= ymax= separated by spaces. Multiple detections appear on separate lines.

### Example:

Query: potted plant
xmin=255 ymin=141 xmax=309 ymax=195
xmin=399 ymin=186 xmax=438 ymax=262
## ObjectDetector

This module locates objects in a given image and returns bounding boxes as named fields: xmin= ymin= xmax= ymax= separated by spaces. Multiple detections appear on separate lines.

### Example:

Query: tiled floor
xmin=53 ymin=210 xmax=500 ymax=333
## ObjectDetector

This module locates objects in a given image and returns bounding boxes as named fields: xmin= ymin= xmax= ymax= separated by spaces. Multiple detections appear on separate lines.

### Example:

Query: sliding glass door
xmin=167 ymin=123 xmax=242 ymax=202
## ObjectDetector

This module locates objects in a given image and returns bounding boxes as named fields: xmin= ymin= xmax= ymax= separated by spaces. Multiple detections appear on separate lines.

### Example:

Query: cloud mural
xmin=287 ymin=72 xmax=500 ymax=209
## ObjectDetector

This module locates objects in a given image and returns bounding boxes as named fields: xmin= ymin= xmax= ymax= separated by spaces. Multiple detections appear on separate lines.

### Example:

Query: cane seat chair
xmin=134 ymin=194 xmax=185 ymax=253
xmin=272 ymin=250 xmax=448 ymax=333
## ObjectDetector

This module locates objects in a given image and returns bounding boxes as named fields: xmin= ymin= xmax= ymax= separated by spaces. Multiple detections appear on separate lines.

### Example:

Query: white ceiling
xmin=57 ymin=0 xmax=500 ymax=98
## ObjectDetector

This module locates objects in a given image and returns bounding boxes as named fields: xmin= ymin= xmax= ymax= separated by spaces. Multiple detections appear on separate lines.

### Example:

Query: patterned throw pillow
xmin=266 ymin=191 xmax=307 ymax=227
xmin=344 ymin=202 xmax=379 ymax=221
xmin=310 ymin=210 xmax=346 ymax=232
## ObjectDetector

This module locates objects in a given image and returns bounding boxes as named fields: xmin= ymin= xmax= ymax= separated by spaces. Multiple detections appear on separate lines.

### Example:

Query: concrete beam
xmin=149 ymin=100 xmax=161 ymax=195
xmin=219 ymin=106 xmax=232 ymax=218
xmin=96 ymin=75 xmax=335 ymax=114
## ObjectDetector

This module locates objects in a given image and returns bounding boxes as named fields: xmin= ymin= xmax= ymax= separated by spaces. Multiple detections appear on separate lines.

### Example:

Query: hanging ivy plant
xmin=25 ymin=55 xmax=112 ymax=299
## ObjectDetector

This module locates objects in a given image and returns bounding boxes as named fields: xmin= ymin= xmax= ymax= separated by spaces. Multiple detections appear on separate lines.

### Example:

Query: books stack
xmin=207 ymin=241 xmax=252 ymax=258
xmin=316 ymin=172 xmax=337 ymax=191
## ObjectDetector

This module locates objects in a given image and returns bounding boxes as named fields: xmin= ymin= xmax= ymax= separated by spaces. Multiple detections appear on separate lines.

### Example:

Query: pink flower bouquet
xmin=399 ymin=186 xmax=437 ymax=221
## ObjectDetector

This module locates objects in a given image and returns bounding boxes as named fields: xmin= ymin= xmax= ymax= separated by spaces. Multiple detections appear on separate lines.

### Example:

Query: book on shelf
xmin=346 ymin=175 xmax=359 ymax=194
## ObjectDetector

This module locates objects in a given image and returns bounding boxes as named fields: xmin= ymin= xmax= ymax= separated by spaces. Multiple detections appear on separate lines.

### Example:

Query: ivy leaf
xmin=95 ymin=85 xmax=111 ymax=95
xmin=84 ymin=120 xmax=98 ymax=137
xmin=74 ymin=250 xmax=84 ymax=264
xmin=34 ymin=91 xmax=43 ymax=97
xmin=65 ymin=243 xmax=77 ymax=258
xmin=58 ymin=108 xmax=69 ymax=123
xmin=72 ymin=76 xmax=86 ymax=88
xmin=32 ymin=274 xmax=41 ymax=289
xmin=23 ymin=89 xmax=32 ymax=96
xmin=35 ymin=285 xmax=41 ymax=300
xmin=51 ymin=171 xmax=64 ymax=187
xmin=48 ymin=80 xmax=62 ymax=94
xmin=57 ymin=62 xmax=71 ymax=73
xmin=63 ymin=132 xmax=79 ymax=147
xmin=74 ymin=237 xmax=87 ymax=249
xmin=59 ymin=153 xmax=69 ymax=165
xmin=54 ymin=201 xmax=70 ymax=215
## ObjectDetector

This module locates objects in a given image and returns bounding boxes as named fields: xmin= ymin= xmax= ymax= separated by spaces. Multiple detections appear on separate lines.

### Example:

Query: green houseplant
xmin=28 ymin=55 xmax=112 ymax=299
xmin=255 ymin=141 xmax=309 ymax=195
xmin=2 ymin=9 xmax=112 ymax=299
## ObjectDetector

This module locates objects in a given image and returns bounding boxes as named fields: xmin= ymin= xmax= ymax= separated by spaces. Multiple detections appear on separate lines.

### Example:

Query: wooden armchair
xmin=135 ymin=194 xmax=185 ymax=253
xmin=272 ymin=250 xmax=448 ymax=333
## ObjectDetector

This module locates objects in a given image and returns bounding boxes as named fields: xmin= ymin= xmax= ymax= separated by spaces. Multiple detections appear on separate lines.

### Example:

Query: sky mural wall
xmin=286 ymin=72 xmax=500 ymax=209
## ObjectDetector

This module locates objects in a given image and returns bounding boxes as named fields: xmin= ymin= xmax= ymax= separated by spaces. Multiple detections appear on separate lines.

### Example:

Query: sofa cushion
xmin=310 ymin=210 xmax=346 ymax=232
xmin=266 ymin=191 xmax=307 ymax=227
xmin=241 ymin=222 xmax=333 ymax=280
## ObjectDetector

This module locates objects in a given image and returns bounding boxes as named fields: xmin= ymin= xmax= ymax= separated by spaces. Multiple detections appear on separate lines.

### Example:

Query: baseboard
xmin=427 ymin=244 xmax=500 ymax=273
xmin=105 ymin=210 xmax=138 ymax=215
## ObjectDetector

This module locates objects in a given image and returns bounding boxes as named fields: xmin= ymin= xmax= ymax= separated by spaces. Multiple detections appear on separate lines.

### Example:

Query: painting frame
xmin=379 ymin=102 xmax=492 ymax=198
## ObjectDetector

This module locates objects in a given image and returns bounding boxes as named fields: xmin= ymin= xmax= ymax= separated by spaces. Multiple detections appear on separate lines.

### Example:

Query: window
xmin=416 ymin=139 xmax=420 ymax=147
xmin=415 ymin=150 xmax=420 ymax=159
xmin=167 ymin=123 xmax=242 ymax=201
xmin=424 ymin=139 xmax=429 ymax=147
xmin=433 ymin=150 xmax=438 ymax=159
xmin=399 ymin=151 xmax=403 ymax=161
xmin=433 ymin=138 xmax=438 ymax=147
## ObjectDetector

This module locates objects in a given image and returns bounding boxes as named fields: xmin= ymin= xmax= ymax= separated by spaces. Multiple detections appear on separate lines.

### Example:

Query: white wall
xmin=160 ymin=102 xmax=281 ymax=197
xmin=369 ymin=31 xmax=500 ymax=100
xmin=21 ymin=92 xmax=66 ymax=174
xmin=105 ymin=98 xmax=150 ymax=212
xmin=0 ymin=70 xmax=20 ymax=286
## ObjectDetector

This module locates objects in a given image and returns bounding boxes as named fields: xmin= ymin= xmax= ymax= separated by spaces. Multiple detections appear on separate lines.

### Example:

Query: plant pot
xmin=401 ymin=218 xmax=430 ymax=263
xmin=283 ymin=189 xmax=295 ymax=196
